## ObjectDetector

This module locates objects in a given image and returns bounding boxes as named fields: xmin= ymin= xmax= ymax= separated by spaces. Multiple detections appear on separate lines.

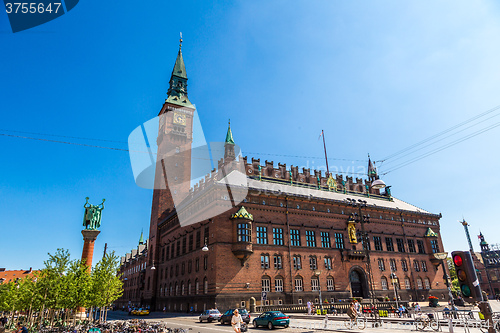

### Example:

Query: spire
xmin=225 ymin=120 xmax=235 ymax=145
xmin=139 ymin=230 xmax=145 ymax=245
xmin=224 ymin=120 xmax=236 ymax=162
xmin=166 ymin=33 xmax=194 ymax=108
xmin=367 ymin=154 xmax=378 ymax=181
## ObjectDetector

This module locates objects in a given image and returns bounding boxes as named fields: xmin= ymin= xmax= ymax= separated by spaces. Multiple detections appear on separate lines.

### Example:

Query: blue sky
xmin=2 ymin=0 xmax=500 ymax=269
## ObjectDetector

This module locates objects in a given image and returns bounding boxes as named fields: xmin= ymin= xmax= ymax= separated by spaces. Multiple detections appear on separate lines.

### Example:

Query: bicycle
xmin=344 ymin=314 xmax=366 ymax=330
xmin=415 ymin=312 xmax=439 ymax=331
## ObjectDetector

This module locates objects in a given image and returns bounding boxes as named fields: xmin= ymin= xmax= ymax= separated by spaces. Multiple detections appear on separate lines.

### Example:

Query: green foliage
xmin=0 ymin=248 xmax=123 ymax=319
xmin=447 ymin=257 xmax=460 ymax=296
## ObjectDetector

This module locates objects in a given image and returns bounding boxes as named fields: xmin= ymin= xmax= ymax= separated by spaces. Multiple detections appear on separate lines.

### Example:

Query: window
xmin=204 ymin=278 xmax=208 ymax=294
xmin=175 ymin=282 xmax=179 ymax=295
xmin=204 ymin=256 xmax=208 ymax=270
xmin=389 ymin=259 xmax=397 ymax=271
xmin=237 ymin=223 xmax=251 ymax=242
xmin=188 ymin=280 xmax=192 ymax=295
xmin=407 ymin=239 xmax=416 ymax=253
xmin=262 ymin=277 xmax=271 ymax=292
xmin=195 ymin=279 xmax=199 ymax=294
xmin=309 ymin=256 xmax=317 ymax=270
xmin=421 ymin=261 xmax=427 ymax=272
xmin=290 ymin=229 xmax=301 ymax=246
xmin=424 ymin=278 xmax=431 ymax=289
xmin=182 ymin=237 xmax=187 ymax=255
xmin=181 ymin=281 xmax=185 ymax=295
xmin=361 ymin=235 xmax=370 ymax=250
xmin=195 ymin=258 xmax=200 ymax=272
xmin=404 ymin=277 xmax=411 ymax=289
xmin=430 ymin=240 xmax=439 ymax=253
xmin=381 ymin=277 xmax=388 ymax=290
xmin=257 ymin=226 xmax=268 ymax=244
xmin=321 ymin=232 xmax=331 ymax=248
xmin=274 ymin=255 xmax=283 ymax=269
xmin=295 ymin=276 xmax=303 ymax=291
xmin=196 ymin=230 xmax=201 ymax=249
xmin=306 ymin=230 xmax=316 ymax=247
xmin=326 ymin=277 xmax=335 ymax=291
xmin=188 ymin=260 xmax=192 ymax=274
xmin=324 ymin=257 xmax=332 ymax=270
xmin=401 ymin=259 xmax=408 ymax=272
xmin=175 ymin=264 xmax=179 ymax=276
xmin=385 ymin=237 xmax=394 ymax=251
xmin=189 ymin=234 xmax=194 ymax=252
xmin=261 ymin=254 xmax=270 ymax=269
xmin=373 ymin=236 xmax=382 ymax=251
xmin=335 ymin=233 xmax=345 ymax=249
xmin=414 ymin=260 xmax=420 ymax=272
xmin=293 ymin=255 xmax=302 ymax=270
xmin=273 ymin=228 xmax=283 ymax=245
xmin=417 ymin=240 xmax=425 ymax=254
xmin=181 ymin=262 xmax=185 ymax=275
xmin=176 ymin=241 xmax=180 ymax=257
xmin=378 ymin=259 xmax=385 ymax=271
xmin=417 ymin=277 xmax=423 ymax=289
xmin=396 ymin=238 xmax=405 ymax=252
xmin=275 ymin=277 xmax=283 ymax=292
xmin=311 ymin=277 xmax=319 ymax=291
xmin=166 ymin=246 xmax=170 ymax=260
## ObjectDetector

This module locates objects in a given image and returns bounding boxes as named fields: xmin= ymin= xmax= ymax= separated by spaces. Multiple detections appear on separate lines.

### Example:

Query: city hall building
xmin=117 ymin=41 xmax=448 ymax=312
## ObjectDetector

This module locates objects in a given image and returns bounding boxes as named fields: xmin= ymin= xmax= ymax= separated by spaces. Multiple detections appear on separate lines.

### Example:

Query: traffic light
xmin=451 ymin=251 xmax=483 ymax=302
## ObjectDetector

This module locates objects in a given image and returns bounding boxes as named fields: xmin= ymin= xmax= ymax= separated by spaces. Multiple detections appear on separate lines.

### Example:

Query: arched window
xmin=295 ymin=276 xmax=303 ymax=291
xmin=311 ymin=276 xmax=319 ymax=291
xmin=195 ymin=279 xmax=199 ymax=295
xmin=275 ymin=276 xmax=283 ymax=292
xmin=404 ymin=277 xmax=411 ymax=289
xmin=188 ymin=280 xmax=192 ymax=295
xmin=417 ymin=277 xmax=423 ymax=289
xmin=381 ymin=276 xmax=388 ymax=290
xmin=262 ymin=276 xmax=271 ymax=292
xmin=204 ymin=277 xmax=208 ymax=294
xmin=424 ymin=277 xmax=431 ymax=290
xmin=169 ymin=283 xmax=173 ymax=295
xmin=160 ymin=285 xmax=163 ymax=296
xmin=175 ymin=282 xmax=179 ymax=295
xmin=181 ymin=281 xmax=185 ymax=295
xmin=327 ymin=276 xmax=335 ymax=291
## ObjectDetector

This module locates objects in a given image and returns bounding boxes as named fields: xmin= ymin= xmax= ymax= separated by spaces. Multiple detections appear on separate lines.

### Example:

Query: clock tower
xmin=145 ymin=38 xmax=196 ymax=308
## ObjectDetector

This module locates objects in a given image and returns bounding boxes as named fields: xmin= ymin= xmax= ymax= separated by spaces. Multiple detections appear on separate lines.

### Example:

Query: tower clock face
xmin=173 ymin=112 xmax=186 ymax=126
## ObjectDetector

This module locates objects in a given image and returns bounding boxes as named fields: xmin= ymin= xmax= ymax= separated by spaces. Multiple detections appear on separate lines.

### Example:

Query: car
xmin=253 ymin=311 xmax=290 ymax=329
xmin=199 ymin=309 xmax=222 ymax=322
xmin=219 ymin=309 xmax=251 ymax=324
xmin=131 ymin=308 xmax=150 ymax=316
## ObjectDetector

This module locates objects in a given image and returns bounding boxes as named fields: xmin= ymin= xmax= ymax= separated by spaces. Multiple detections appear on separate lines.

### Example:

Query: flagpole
xmin=322 ymin=130 xmax=330 ymax=177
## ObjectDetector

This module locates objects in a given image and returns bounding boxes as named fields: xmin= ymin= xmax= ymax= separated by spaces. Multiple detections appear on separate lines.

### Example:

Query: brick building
xmin=117 ymin=233 xmax=148 ymax=309
xmin=473 ymin=234 xmax=500 ymax=298
xmin=0 ymin=268 xmax=37 ymax=284
xmin=118 ymin=41 xmax=449 ymax=312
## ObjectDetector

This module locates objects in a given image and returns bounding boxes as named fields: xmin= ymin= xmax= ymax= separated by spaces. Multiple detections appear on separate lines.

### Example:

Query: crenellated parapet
xmin=186 ymin=155 xmax=387 ymax=199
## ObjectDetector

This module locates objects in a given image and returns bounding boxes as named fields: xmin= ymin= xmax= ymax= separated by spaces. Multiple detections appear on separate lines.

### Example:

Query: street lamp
xmin=314 ymin=270 xmax=323 ymax=309
xmin=433 ymin=252 xmax=456 ymax=314
xmin=390 ymin=272 xmax=399 ymax=309
xmin=202 ymin=237 xmax=209 ymax=252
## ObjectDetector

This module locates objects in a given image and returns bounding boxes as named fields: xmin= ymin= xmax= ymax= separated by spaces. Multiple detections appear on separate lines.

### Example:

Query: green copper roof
xmin=139 ymin=231 xmax=145 ymax=245
xmin=172 ymin=48 xmax=187 ymax=79
xmin=425 ymin=228 xmax=438 ymax=237
xmin=231 ymin=206 xmax=253 ymax=221
xmin=165 ymin=94 xmax=194 ymax=108
xmin=225 ymin=120 xmax=235 ymax=145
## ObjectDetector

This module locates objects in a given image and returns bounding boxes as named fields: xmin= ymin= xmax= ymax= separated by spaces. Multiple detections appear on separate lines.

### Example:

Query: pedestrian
xmin=307 ymin=301 xmax=312 ymax=315
xmin=163 ymin=306 xmax=166 ymax=313
xmin=16 ymin=323 xmax=28 ymax=333
xmin=231 ymin=309 xmax=244 ymax=333
xmin=353 ymin=299 xmax=361 ymax=315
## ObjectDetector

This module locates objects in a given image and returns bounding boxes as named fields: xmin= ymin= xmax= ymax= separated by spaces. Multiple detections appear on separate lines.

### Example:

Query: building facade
xmin=473 ymin=234 xmax=500 ymax=298
xmin=117 ymin=41 xmax=449 ymax=312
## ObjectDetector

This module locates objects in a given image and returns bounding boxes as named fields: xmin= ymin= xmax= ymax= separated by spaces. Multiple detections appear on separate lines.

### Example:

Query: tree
xmin=447 ymin=257 xmax=460 ymax=296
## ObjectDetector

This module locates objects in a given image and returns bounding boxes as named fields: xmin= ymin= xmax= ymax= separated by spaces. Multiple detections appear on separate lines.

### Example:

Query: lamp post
xmin=433 ymin=253 xmax=456 ymax=312
xmin=346 ymin=198 xmax=376 ymax=309
xmin=314 ymin=270 xmax=323 ymax=310
xmin=390 ymin=272 xmax=399 ymax=309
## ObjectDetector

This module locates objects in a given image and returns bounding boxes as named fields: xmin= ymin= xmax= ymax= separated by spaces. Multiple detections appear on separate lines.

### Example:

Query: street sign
xmin=261 ymin=291 xmax=267 ymax=300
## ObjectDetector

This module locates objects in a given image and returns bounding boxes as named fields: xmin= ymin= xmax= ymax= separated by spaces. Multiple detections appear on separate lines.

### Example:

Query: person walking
xmin=231 ymin=309 xmax=244 ymax=333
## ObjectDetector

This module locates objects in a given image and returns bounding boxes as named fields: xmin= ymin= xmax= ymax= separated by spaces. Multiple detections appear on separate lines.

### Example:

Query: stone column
xmin=81 ymin=230 xmax=100 ymax=271
xmin=77 ymin=229 xmax=100 ymax=318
